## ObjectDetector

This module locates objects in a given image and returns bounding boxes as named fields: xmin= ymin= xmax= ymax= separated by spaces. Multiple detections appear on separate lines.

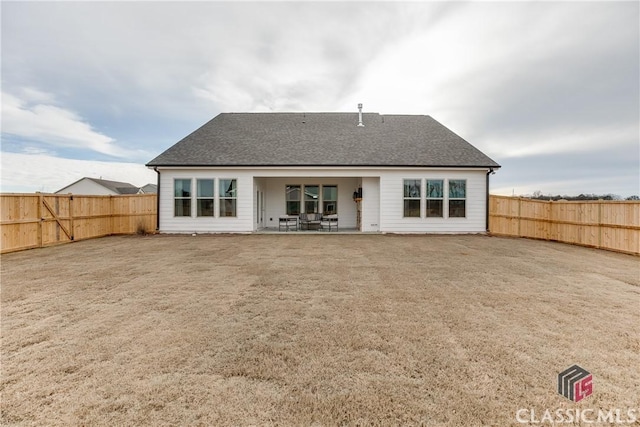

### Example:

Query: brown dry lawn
xmin=1 ymin=234 xmax=639 ymax=426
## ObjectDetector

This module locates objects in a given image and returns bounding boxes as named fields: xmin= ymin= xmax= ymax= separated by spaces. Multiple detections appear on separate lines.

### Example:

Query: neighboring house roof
xmin=146 ymin=113 xmax=500 ymax=168
xmin=56 ymin=177 xmax=141 ymax=195
xmin=140 ymin=183 xmax=158 ymax=194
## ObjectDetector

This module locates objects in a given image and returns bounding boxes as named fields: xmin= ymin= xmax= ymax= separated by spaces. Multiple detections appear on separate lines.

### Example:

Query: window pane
xmin=323 ymin=201 xmax=337 ymax=215
xmin=286 ymin=185 xmax=300 ymax=201
xmin=220 ymin=199 xmax=237 ymax=217
xmin=174 ymin=199 xmax=191 ymax=217
xmin=322 ymin=186 xmax=337 ymax=215
xmin=404 ymin=180 xmax=421 ymax=198
xmin=305 ymin=185 xmax=319 ymax=201
xmin=286 ymin=201 xmax=300 ymax=215
xmin=449 ymin=180 xmax=466 ymax=198
xmin=305 ymin=200 xmax=318 ymax=214
xmin=174 ymin=179 xmax=191 ymax=197
xmin=197 ymin=199 xmax=214 ymax=217
xmin=323 ymin=186 xmax=337 ymax=201
xmin=426 ymin=200 xmax=443 ymax=217
xmin=404 ymin=200 xmax=420 ymax=217
xmin=449 ymin=200 xmax=466 ymax=217
xmin=219 ymin=179 xmax=237 ymax=198
xmin=426 ymin=180 xmax=443 ymax=198
xmin=197 ymin=179 xmax=214 ymax=198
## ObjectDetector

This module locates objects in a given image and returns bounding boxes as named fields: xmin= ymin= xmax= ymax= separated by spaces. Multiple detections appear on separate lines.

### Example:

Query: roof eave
xmin=146 ymin=163 xmax=501 ymax=169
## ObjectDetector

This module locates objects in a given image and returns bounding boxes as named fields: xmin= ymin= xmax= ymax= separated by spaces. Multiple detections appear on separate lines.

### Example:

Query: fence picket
xmin=1 ymin=194 xmax=156 ymax=253
xmin=489 ymin=196 xmax=639 ymax=255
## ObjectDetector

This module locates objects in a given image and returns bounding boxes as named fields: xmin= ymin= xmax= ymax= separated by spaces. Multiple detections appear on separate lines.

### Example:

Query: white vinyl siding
xmin=156 ymin=167 xmax=488 ymax=233
xmin=159 ymin=170 xmax=253 ymax=232
xmin=379 ymin=170 xmax=487 ymax=233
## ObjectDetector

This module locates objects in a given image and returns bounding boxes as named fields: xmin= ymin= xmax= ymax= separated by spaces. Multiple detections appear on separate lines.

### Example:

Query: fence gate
xmin=1 ymin=193 xmax=157 ymax=253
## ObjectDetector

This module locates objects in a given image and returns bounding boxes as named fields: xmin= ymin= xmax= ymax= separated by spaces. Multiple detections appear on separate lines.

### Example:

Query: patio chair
xmin=321 ymin=215 xmax=339 ymax=232
xmin=279 ymin=216 xmax=298 ymax=231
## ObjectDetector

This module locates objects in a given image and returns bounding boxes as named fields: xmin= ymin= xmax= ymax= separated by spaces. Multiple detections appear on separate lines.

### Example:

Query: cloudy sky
xmin=2 ymin=1 xmax=638 ymax=197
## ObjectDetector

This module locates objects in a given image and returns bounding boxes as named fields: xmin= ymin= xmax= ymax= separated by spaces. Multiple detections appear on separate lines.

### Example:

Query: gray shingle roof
xmin=146 ymin=113 xmax=500 ymax=168
xmin=140 ymin=183 xmax=158 ymax=194
xmin=85 ymin=178 xmax=140 ymax=194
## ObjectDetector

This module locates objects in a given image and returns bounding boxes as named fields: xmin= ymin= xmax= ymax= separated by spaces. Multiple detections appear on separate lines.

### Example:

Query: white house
xmin=55 ymin=177 xmax=143 ymax=195
xmin=139 ymin=183 xmax=158 ymax=194
xmin=146 ymin=108 xmax=500 ymax=233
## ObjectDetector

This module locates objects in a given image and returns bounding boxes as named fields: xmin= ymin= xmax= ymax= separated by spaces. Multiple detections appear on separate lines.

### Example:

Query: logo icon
xmin=558 ymin=365 xmax=593 ymax=402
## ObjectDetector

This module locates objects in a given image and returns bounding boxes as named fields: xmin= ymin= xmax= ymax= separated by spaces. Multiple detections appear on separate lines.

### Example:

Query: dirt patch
xmin=1 ymin=234 xmax=639 ymax=425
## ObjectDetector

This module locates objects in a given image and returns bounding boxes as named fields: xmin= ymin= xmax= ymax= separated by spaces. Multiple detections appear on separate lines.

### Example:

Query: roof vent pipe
xmin=357 ymin=103 xmax=364 ymax=127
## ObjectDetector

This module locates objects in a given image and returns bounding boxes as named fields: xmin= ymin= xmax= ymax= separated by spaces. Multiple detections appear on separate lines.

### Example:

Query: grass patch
xmin=1 ymin=234 xmax=638 ymax=425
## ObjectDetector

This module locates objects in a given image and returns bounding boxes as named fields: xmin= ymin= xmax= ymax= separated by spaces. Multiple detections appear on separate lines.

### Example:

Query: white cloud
xmin=483 ymin=125 xmax=638 ymax=159
xmin=21 ymin=146 xmax=56 ymax=156
xmin=1 ymin=90 xmax=133 ymax=158
xmin=1 ymin=2 xmax=637 ymax=197
xmin=190 ymin=4 xmax=416 ymax=113
xmin=0 ymin=152 xmax=156 ymax=194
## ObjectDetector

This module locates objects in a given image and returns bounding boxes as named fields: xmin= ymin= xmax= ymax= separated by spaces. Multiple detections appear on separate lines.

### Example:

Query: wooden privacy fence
xmin=489 ymin=195 xmax=640 ymax=255
xmin=1 ymin=193 xmax=157 ymax=254
xmin=3 ymin=193 xmax=638 ymax=255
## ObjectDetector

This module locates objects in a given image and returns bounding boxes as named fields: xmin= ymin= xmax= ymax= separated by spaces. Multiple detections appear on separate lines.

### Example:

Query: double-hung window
xmin=403 ymin=179 xmax=421 ymax=217
xmin=323 ymin=185 xmax=338 ymax=215
xmin=285 ymin=185 xmax=301 ymax=215
xmin=426 ymin=180 xmax=444 ymax=217
xmin=448 ymin=179 xmax=466 ymax=217
xmin=219 ymin=179 xmax=237 ymax=217
xmin=174 ymin=179 xmax=191 ymax=217
xmin=304 ymin=185 xmax=319 ymax=213
xmin=196 ymin=179 xmax=214 ymax=217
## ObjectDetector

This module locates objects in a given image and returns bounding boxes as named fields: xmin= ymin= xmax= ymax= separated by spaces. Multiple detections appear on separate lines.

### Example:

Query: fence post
xmin=517 ymin=197 xmax=522 ymax=237
xmin=37 ymin=192 xmax=43 ymax=249
xmin=69 ymin=194 xmax=75 ymax=241
xmin=110 ymin=195 xmax=114 ymax=235
xmin=549 ymin=200 xmax=558 ymax=241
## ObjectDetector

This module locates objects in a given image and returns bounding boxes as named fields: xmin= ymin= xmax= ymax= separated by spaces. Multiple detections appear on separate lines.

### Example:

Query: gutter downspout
xmin=154 ymin=167 xmax=160 ymax=232
xmin=486 ymin=168 xmax=494 ymax=232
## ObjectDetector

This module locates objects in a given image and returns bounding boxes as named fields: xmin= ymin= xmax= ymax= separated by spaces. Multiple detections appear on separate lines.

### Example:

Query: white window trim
xmin=425 ymin=178 xmax=445 ymax=219
xmin=403 ymin=178 xmax=422 ymax=218
xmin=196 ymin=178 xmax=215 ymax=218
xmin=285 ymin=184 xmax=302 ymax=216
xmin=218 ymin=178 xmax=238 ymax=218
xmin=174 ymin=178 xmax=193 ymax=218
xmin=303 ymin=184 xmax=320 ymax=214
xmin=322 ymin=184 xmax=338 ymax=215
xmin=447 ymin=178 xmax=467 ymax=219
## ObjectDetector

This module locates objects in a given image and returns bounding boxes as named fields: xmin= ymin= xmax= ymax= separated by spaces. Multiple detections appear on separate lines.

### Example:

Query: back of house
xmin=146 ymin=109 xmax=500 ymax=233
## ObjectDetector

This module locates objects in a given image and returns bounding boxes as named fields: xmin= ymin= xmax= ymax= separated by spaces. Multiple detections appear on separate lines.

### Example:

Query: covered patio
xmin=253 ymin=176 xmax=369 ymax=232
